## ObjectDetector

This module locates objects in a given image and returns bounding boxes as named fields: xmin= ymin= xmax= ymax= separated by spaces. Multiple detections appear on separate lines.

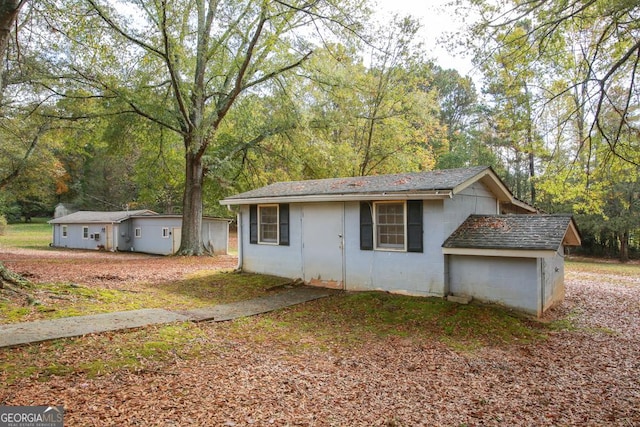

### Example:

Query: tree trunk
xmin=177 ymin=149 xmax=205 ymax=256
xmin=619 ymin=230 xmax=629 ymax=263
xmin=0 ymin=261 xmax=28 ymax=288
xmin=0 ymin=0 xmax=23 ymax=96
xmin=528 ymin=151 xmax=536 ymax=205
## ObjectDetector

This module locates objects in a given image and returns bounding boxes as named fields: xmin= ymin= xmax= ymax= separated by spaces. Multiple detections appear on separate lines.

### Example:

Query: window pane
xmin=260 ymin=206 xmax=278 ymax=243
xmin=376 ymin=203 xmax=405 ymax=249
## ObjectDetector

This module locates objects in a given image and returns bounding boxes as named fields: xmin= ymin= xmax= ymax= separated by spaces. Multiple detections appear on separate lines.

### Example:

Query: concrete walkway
xmin=0 ymin=286 xmax=335 ymax=348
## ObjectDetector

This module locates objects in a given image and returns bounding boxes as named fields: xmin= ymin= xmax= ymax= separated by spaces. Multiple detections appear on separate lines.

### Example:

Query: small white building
xmin=220 ymin=166 xmax=581 ymax=316
xmin=49 ymin=211 xmax=230 ymax=255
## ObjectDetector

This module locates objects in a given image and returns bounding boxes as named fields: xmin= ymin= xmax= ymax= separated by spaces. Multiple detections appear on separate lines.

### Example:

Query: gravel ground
xmin=0 ymin=251 xmax=638 ymax=426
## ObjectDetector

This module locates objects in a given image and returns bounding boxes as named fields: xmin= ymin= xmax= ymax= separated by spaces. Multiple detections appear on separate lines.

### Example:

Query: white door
xmin=302 ymin=204 xmax=344 ymax=289
xmin=105 ymin=225 xmax=113 ymax=251
xmin=172 ymin=228 xmax=182 ymax=254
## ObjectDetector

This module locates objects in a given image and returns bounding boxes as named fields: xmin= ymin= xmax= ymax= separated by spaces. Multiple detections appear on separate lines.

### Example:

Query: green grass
xmin=0 ymin=323 xmax=212 ymax=384
xmin=229 ymin=291 xmax=546 ymax=352
xmin=0 ymin=292 xmax=550 ymax=385
xmin=0 ymin=272 xmax=291 ymax=323
xmin=566 ymin=259 xmax=640 ymax=277
xmin=0 ymin=219 xmax=51 ymax=249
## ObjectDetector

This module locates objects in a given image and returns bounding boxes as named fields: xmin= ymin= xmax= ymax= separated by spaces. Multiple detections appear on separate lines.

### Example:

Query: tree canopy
xmin=0 ymin=0 xmax=637 ymax=260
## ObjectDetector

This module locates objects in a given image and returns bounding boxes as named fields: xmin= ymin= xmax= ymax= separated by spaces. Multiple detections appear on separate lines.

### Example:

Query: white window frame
xmin=61 ymin=225 xmax=68 ymax=238
xmin=162 ymin=227 xmax=170 ymax=238
xmin=374 ymin=201 xmax=407 ymax=251
xmin=82 ymin=226 xmax=89 ymax=239
xmin=258 ymin=204 xmax=279 ymax=244
xmin=134 ymin=227 xmax=142 ymax=238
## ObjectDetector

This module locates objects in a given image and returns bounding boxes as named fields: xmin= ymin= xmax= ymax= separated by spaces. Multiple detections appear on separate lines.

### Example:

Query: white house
xmin=49 ymin=211 xmax=230 ymax=255
xmin=220 ymin=166 xmax=581 ymax=316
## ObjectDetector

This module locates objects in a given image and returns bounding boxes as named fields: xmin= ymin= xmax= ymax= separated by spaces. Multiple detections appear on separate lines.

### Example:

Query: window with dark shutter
xmin=279 ymin=204 xmax=289 ymax=246
xmin=375 ymin=201 xmax=405 ymax=249
xmin=407 ymin=200 xmax=423 ymax=252
xmin=249 ymin=205 xmax=258 ymax=244
xmin=360 ymin=202 xmax=373 ymax=250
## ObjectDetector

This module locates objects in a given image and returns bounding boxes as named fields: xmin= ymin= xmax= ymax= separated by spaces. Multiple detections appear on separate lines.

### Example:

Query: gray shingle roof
xmin=223 ymin=166 xmax=491 ymax=201
xmin=48 ymin=210 xmax=157 ymax=224
xmin=442 ymin=214 xmax=580 ymax=251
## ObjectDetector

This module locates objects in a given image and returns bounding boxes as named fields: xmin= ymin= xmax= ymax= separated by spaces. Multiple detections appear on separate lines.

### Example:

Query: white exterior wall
xmin=126 ymin=217 xmax=229 ymax=255
xmin=343 ymin=200 xmax=446 ymax=296
xmin=443 ymin=182 xmax=499 ymax=237
xmin=239 ymin=201 xmax=449 ymax=296
xmin=52 ymin=217 xmax=229 ymax=256
xmin=448 ymin=255 xmax=539 ymax=314
xmin=542 ymin=249 xmax=565 ymax=312
xmin=238 ymin=181 xmax=501 ymax=297
xmin=128 ymin=217 xmax=182 ymax=255
xmin=202 ymin=220 xmax=230 ymax=255
xmin=239 ymin=204 xmax=304 ymax=279
xmin=51 ymin=223 xmax=119 ymax=250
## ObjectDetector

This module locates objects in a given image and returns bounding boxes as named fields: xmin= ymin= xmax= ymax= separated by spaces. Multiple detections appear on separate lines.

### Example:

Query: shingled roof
xmin=221 ymin=166 xmax=537 ymax=208
xmin=442 ymin=214 xmax=581 ymax=251
xmin=48 ymin=210 xmax=157 ymax=224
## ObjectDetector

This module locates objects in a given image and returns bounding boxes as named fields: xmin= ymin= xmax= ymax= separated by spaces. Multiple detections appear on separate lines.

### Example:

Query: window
xmin=259 ymin=205 xmax=278 ymax=243
xmin=249 ymin=204 xmax=289 ymax=246
xmin=62 ymin=225 xmax=68 ymax=238
xmin=83 ymin=226 xmax=89 ymax=239
xmin=375 ymin=202 xmax=405 ymax=250
xmin=135 ymin=227 xmax=142 ymax=238
xmin=360 ymin=200 xmax=423 ymax=253
xmin=162 ymin=227 xmax=170 ymax=238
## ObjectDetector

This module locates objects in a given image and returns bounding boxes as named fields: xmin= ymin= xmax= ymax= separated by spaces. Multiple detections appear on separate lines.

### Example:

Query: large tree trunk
xmin=0 ymin=0 xmax=24 ymax=96
xmin=177 ymin=149 xmax=205 ymax=256
xmin=619 ymin=230 xmax=629 ymax=263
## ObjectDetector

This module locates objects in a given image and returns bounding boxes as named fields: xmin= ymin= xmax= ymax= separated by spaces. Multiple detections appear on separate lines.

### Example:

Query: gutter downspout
xmin=235 ymin=211 xmax=243 ymax=272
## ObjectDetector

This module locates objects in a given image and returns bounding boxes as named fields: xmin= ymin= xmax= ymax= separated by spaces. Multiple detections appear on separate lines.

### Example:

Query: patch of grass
xmin=0 ymin=290 xmax=552 ymax=384
xmin=0 ymin=220 xmax=51 ymax=249
xmin=237 ymin=291 xmax=547 ymax=352
xmin=0 ymin=302 xmax=31 ymax=322
xmin=566 ymin=259 xmax=640 ymax=277
xmin=1 ymin=272 xmax=293 ymax=323
xmin=0 ymin=323 xmax=211 ymax=384
xmin=152 ymin=271 xmax=290 ymax=306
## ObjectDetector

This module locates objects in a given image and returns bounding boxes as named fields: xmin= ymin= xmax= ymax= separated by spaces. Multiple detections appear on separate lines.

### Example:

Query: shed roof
xmin=48 ymin=210 xmax=157 ymax=224
xmin=221 ymin=166 xmax=534 ymax=209
xmin=442 ymin=214 xmax=581 ymax=252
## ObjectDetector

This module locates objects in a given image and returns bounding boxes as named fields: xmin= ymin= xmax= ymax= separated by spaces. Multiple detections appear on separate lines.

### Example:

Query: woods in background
xmin=0 ymin=0 xmax=637 ymax=260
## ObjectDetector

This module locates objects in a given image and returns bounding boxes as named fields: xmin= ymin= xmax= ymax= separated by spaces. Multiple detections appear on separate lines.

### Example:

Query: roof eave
xmin=49 ymin=219 xmax=125 ymax=224
xmin=452 ymin=168 xmax=510 ymax=201
xmin=442 ymin=247 xmax=558 ymax=258
xmin=220 ymin=190 xmax=453 ymax=205
xmin=563 ymin=220 xmax=582 ymax=246
xmin=451 ymin=168 xmax=540 ymax=214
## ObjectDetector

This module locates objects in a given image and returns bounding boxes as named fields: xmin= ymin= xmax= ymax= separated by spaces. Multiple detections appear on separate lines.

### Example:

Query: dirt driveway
xmin=1 ymin=251 xmax=639 ymax=426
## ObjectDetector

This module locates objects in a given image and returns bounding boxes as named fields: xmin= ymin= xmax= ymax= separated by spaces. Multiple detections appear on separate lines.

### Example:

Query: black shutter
xmin=279 ymin=204 xmax=289 ymax=246
xmin=360 ymin=202 xmax=373 ymax=250
xmin=249 ymin=205 xmax=258 ymax=244
xmin=407 ymin=200 xmax=423 ymax=253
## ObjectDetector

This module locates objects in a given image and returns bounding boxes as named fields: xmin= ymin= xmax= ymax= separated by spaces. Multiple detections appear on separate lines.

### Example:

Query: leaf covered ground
xmin=0 ymin=248 xmax=639 ymax=426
